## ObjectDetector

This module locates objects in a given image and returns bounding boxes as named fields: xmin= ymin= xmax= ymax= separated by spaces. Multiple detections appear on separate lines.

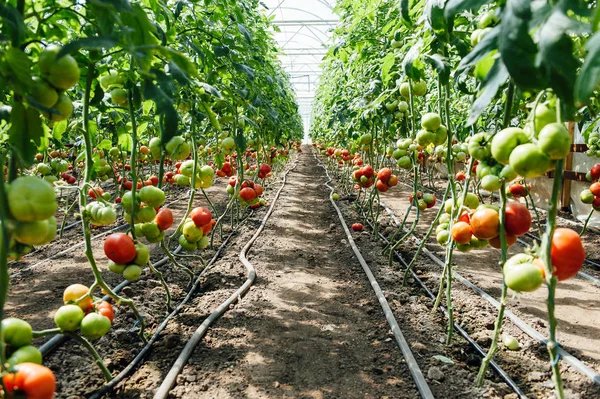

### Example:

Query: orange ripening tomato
xmin=3 ymin=363 xmax=56 ymax=399
xmin=451 ymin=221 xmax=472 ymax=245
xmin=96 ymin=301 xmax=115 ymax=323
xmin=377 ymin=168 xmax=392 ymax=183
xmin=488 ymin=233 xmax=517 ymax=249
xmin=469 ymin=208 xmax=499 ymax=240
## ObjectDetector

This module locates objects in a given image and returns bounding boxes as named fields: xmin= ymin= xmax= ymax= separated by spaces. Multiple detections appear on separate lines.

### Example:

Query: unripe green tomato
xmin=1 ymin=318 xmax=33 ymax=348
xmin=107 ymin=260 xmax=127 ymax=274
xmin=8 ymin=176 xmax=57 ymax=222
xmin=123 ymin=264 xmax=142 ymax=281
xmin=332 ymin=193 xmax=339 ymax=200
xmin=80 ymin=313 xmax=112 ymax=340
xmin=178 ymin=234 xmax=197 ymax=251
xmin=136 ymin=206 xmax=157 ymax=223
xmin=436 ymin=230 xmax=449 ymax=245
xmin=502 ymin=334 xmax=519 ymax=350
xmin=54 ymin=304 xmax=84 ymax=331
xmin=133 ymin=243 xmax=150 ymax=266
xmin=7 ymin=345 xmax=42 ymax=366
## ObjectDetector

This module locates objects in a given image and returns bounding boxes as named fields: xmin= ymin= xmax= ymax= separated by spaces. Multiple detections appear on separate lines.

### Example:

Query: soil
xmin=6 ymin=148 xmax=599 ymax=398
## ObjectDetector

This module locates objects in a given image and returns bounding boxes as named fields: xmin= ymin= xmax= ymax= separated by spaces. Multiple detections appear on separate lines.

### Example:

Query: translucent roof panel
xmin=260 ymin=0 xmax=338 ymax=138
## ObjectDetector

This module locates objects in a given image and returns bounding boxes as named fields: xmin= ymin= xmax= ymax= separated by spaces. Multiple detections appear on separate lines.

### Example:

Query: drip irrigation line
xmin=152 ymin=160 xmax=298 ymax=399
xmin=316 ymin=154 xmax=434 ymax=399
xmin=378 ymin=202 xmax=600 ymax=388
xmin=351 ymin=202 xmax=527 ymax=398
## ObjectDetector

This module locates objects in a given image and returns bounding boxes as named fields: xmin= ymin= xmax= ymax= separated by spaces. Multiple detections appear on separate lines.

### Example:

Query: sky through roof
xmin=260 ymin=0 xmax=337 ymax=139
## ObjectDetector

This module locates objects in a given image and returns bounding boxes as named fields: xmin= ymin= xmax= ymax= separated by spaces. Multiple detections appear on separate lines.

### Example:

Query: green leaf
xmin=381 ymin=52 xmax=395 ymax=86
xmin=199 ymin=82 xmax=222 ymax=98
xmin=457 ymin=26 xmax=500 ymax=74
xmin=238 ymin=23 xmax=252 ymax=44
xmin=5 ymin=47 xmax=33 ymax=90
xmin=498 ymin=0 xmax=545 ymax=90
xmin=9 ymin=103 xmax=45 ymax=167
xmin=425 ymin=54 xmax=450 ymax=85
xmin=53 ymin=120 xmax=68 ymax=141
xmin=142 ymin=80 xmax=179 ymax=144
xmin=118 ymin=133 xmax=133 ymax=151
xmin=234 ymin=131 xmax=246 ymax=151
xmin=56 ymin=36 xmax=119 ymax=59
xmin=0 ymin=4 xmax=25 ymax=46
xmin=536 ymin=11 xmax=579 ymax=113
xmin=98 ymin=139 xmax=113 ymax=150
xmin=234 ymin=63 xmax=255 ymax=80
xmin=212 ymin=45 xmax=230 ymax=57
xmin=575 ymin=31 xmax=600 ymax=105
xmin=468 ymin=58 xmax=508 ymax=126
xmin=444 ymin=0 xmax=494 ymax=20
xmin=402 ymin=39 xmax=423 ymax=80
xmin=399 ymin=0 xmax=412 ymax=27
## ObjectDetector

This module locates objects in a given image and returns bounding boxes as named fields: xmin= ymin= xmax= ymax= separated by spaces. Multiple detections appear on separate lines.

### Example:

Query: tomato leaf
xmin=52 ymin=120 xmax=68 ymax=141
xmin=498 ymin=0 xmax=545 ymax=90
xmin=234 ymin=63 xmax=255 ymax=81
xmin=238 ymin=23 xmax=252 ymax=44
xmin=575 ymin=31 xmax=600 ymax=105
xmin=402 ymin=39 xmax=423 ymax=80
xmin=536 ymin=10 xmax=579 ymax=114
xmin=399 ymin=0 xmax=412 ymax=27
xmin=468 ymin=58 xmax=508 ymax=126
xmin=9 ymin=103 xmax=45 ymax=167
xmin=380 ymin=52 xmax=396 ymax=86
xmin=444 ymin=0 xmax=494 ymax=20
xmin=5 ymin=47 xmax=33 ymax=91
xmin=142 ymin=80 xmax=179 ymax=144
xmin=56 ymin=36 xmax=119 ymax=59
xmin=425 ymin=54 xmax=450 ymax=85
xmin=199 ymin=82 xmax=222 ymax=98
xmin=0 ymin=4 xmax=25 ymax=46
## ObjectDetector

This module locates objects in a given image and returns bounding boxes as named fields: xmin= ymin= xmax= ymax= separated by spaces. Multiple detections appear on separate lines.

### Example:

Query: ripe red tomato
xmin=351 ymin=223 xmax=363 ymax=231
xmin=190 ymin=207 xmax=212 ymax=227
xmin=149 ymin=176 xmax=159 ymax=186
xmin=591 ymin=163 xmax=600 ymax=181
xmin=590 ymin=182 xmax=600 ymax=197
xmin=470 ymin=208 xmax=499 ymax=240
xmin=459 ymin=211 xmax=470 ymax=224
xmin=451 ymin=221 xmax=472 ymax=245
xmin=376 ymin=180 xmax=389 ymax=192
xmin=259 ymin=163 xmax=271 ymax=175
xmin=504 ymin=202 xmax=531 ymax=236
xmin=254 ymin=184 xmax=263 ymax=197
xmin=509 ymin=184 xmax=527 ymax=198
xmin=456 ymin=171 xmax=466 ymax=181
xmin=240 ymin=187 xmax=257 ymax=201
xmin=3 ymin=363 xmax=56 ymax=399
xmin=104 ymin=233 xmax=136 ymax=264
xmin=156 ymin=208 xmax=174 ymax=230
xmin=551 ymin=228 xmax=585 ymax=281
xmin=228 ymin=176 xmax=237 ymax=186
xmin=362 ymin=165 xmax=374 ymax=178
xmin=377 ymin=168 xmax=392 ymax=182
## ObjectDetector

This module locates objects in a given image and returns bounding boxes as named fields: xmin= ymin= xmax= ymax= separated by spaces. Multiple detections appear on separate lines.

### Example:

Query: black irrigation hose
xmin=153 ymin=159 xmax=299 ymax=399
xmin=353 ymin=203 xmax=527 ymax=398
xmin=378 ymin=202 xmax=600 ymax=387
xmin=88 ymin=227 xmax=240 ymax=399
xmin=316 ymin=154 xmax=435 ymax=399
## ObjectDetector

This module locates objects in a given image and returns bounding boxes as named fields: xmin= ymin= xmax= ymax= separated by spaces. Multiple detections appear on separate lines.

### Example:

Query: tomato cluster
xmin=375 ymin=168 xmax=399 ymax=192
xmin=4 ymin=176 xmax=58 ymax=258
xmin=416 ymin=112 xmax=448 ymax=147
xmin=171 ymin=160 xmax=214 ymax=188
xmin=233 ymin=180 xmax=266 ymax=208
xmin=352 ymin=165 xmax=375 ymax=189
xmin=179 ymin=207 xmax=215 ymax=251
xmin=55 ymin=284 xmax=114 ymax=340
xmin=29 ymin=47 xmax=80 ymax=122
xmin=104 ymin=233 xmax=148 ymax=281
xmin=579 ymin=163 xmax=600 ymax=209
xmin=409 ymin=191 xmax=437 ymax=210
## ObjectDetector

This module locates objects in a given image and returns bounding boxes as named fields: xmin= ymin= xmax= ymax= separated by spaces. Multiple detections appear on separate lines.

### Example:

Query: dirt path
xmin=169 ymin=150 xmax=418 ymax=398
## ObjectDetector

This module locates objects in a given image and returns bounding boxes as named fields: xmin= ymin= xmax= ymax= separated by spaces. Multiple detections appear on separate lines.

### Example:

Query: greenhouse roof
xmin=260 ymin=0 xmax=338 ymax=137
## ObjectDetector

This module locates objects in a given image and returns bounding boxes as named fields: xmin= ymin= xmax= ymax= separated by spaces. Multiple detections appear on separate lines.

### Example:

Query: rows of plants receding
xmin=311 ymin=1 xmax=600 ymax=398
xmin=0 ymin=0 xmax=303 ymax=397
